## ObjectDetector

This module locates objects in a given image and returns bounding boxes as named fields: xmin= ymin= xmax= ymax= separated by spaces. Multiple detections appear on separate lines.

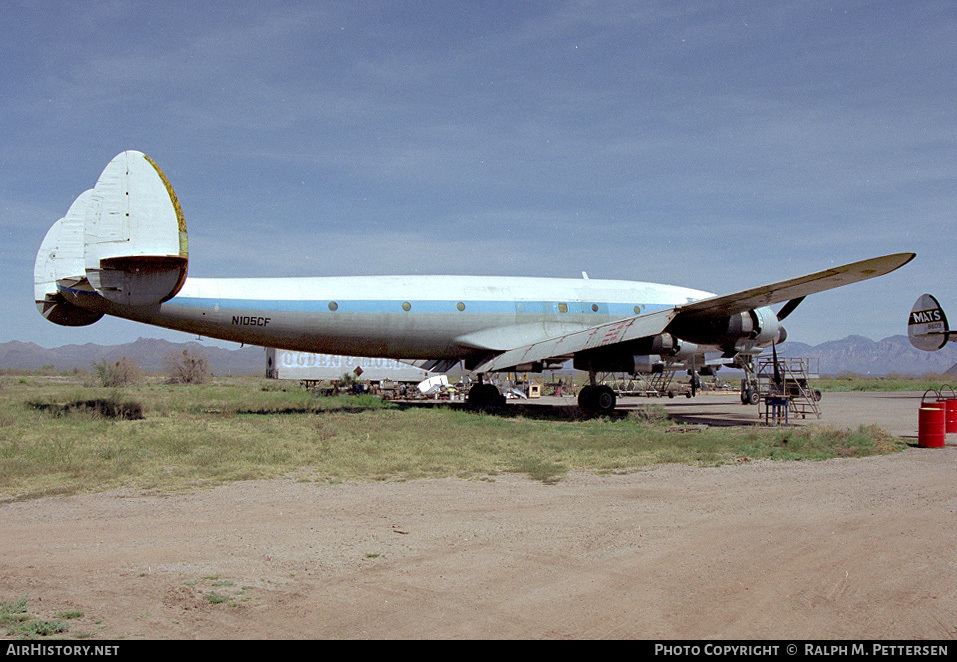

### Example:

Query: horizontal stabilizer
xmin=36 ymin=293 xmax=104 ymax=327
xmin=908 ymin=293 xmax=950 ymax=351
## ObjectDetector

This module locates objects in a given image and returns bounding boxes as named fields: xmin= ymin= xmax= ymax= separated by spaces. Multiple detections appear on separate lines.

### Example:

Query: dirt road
xmin=2 ymin=440 xmax=954 ymax=639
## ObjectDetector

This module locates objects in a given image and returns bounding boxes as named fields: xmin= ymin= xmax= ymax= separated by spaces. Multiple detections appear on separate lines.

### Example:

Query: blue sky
xmin=2 ymin=1 xmax=954 ymax=350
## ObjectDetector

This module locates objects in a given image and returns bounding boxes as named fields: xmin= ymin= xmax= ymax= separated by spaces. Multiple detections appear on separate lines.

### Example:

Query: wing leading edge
xmin=472 ymin=253 xmax=915 ymax=373
xmin=674 ymin=253 xmax=915 ymax=320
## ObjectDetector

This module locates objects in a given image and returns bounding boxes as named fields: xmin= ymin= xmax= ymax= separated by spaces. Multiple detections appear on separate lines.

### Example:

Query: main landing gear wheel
xmin=578 ymin=384 xmax=617 ymax=414
xmin=467 ymin=383 xmax=506 ymax=408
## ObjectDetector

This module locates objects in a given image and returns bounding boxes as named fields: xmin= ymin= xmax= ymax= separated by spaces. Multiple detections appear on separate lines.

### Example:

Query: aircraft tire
xmin=578 ymin=385 xmax=596 ymax=410
xmin=490 ymin=385 xmax=506 ymax=407
xmin=467 ymin=384 xmax=484 ymax=407
xmin=468 ymin=384 xmax=505 ymax=408
xmin=593 ymin=385 xmax=617 ymax=414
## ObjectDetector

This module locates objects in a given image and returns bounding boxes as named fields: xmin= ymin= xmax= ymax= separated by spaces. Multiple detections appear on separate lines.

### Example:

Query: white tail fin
xmin=908 ymin=293 xmax=950 ymax=351
xmin=83 ymin=151 xmax=188 ymax=305
xmin=35 ymin=151 xmax=189 ymax=325
xmin=34 ymin=190 xmax=104 ymax=326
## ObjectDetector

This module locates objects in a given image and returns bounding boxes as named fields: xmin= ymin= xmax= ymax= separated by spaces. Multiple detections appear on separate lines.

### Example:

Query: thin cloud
xmin=2 ymin=1 xmax=954 ymax=348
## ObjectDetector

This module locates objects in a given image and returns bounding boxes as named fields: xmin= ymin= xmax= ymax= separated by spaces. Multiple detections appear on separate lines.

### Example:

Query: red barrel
xmin=937 ymin=387 xmax=957 ymax=434
xmin=918 ymin=405 xmax=946 ymax=448
xmin=944 ymin=399 xmax=957 ymax=434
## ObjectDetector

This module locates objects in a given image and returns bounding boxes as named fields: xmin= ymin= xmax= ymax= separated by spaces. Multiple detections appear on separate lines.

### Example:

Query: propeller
xmin=776 ymin=296 xmax=806 ymax=321
xmin=772 ymin=341 xmax=783 ymax=387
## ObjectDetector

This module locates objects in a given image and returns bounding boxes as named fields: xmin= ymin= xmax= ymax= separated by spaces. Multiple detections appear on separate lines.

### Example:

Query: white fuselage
xmin=64 ymin=274 xmax=717 ymax=361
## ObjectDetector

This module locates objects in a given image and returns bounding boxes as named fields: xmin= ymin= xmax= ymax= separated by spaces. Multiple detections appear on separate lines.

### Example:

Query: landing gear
xmin=738 ymin=356 xmax=760 ymax=405
xmin=578 ymin=385 xmax=594 ymax=409
xmin=578 ymin=383 xmax=617 ymax=414
xmin=467 ymin=383 xmax=506 ymax=408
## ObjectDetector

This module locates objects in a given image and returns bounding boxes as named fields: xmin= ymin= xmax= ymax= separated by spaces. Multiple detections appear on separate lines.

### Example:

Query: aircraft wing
xmin=403 ymin=358 xmax=463 ymax=374
xmin=673 ymin=253 xmax=915 ymax=321
xmin=473 ymin=308 xmax=678 ymax=373
xmin=472 ymin=253 xmax=914 ymax=374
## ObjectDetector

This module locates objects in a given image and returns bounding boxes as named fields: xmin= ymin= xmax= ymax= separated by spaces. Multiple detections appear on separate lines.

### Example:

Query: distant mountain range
xmin=0 ymin=338 xmax=268 ymax=376
xmin=2 ymin=335 xmax=957 ymax=377
xmin=777 ymin=335 xmax=957 ymax=376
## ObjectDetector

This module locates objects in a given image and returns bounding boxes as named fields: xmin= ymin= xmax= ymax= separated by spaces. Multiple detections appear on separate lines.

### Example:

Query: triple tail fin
xmin=34 ymin=150 xmax=189 ymax=325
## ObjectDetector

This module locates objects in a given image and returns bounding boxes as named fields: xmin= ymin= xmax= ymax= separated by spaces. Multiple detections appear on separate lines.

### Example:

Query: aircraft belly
xmin=96 ymin=300 xmax=517 ymax=359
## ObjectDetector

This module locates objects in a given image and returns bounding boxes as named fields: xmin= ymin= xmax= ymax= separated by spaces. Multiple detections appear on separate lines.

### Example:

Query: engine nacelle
xmin=720 ymin=308 xmax=781 ymax=345
xmin=632 ymin=355 xmax=666 ymax=374
xmin=749 ymin=307 xmax=782 ymax=346
xmin=573 ymin=334 xmax=700 ymax=374
xmin=670 ymin=338 xmax=700 ymax=362
xmin=670 ymin=306 xmax=783 ymax=350
xmin=732 ymin=308 xmax=787 ymax=355
xmin=643 ymin=333 xmax=698 ymax=360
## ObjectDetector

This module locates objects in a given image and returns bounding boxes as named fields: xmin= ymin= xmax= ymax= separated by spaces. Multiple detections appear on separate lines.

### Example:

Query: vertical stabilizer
xmin=83 ymin=150 xmax=188 ymax=305
xmin=34 ymin=190 xmax=104 ymax=326
xmin=35 ymin=151 xmax=191 ymax=325
xmin=35 ymin=190 xmax=92 ymax=301
xmin=908 ymin=293 xmax=950 ymax=351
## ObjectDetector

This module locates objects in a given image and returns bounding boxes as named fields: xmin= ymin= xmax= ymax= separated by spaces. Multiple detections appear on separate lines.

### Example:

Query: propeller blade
xmin=772 ymin=343 xmax=783 ymax=386
xmin=777 ymin=296 xmax=806 ymax=321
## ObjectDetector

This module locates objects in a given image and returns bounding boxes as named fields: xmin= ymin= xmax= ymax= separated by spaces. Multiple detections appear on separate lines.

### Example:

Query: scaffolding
xmin=604 ymin=369 xmax=688 ymax=398
xmin=755 ymin=356 xmax=822 ymax=422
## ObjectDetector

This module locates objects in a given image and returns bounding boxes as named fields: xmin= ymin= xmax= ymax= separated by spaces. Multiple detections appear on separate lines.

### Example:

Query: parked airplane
xmin=35 ymin=151 xmax=915 ymax=412
xmin=908 ymin=294 xmax=954 ymax=351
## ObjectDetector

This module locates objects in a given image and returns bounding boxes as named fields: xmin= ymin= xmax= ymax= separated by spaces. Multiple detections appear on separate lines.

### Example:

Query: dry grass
xmin=0 ymin=376 xmax=906 ymax=501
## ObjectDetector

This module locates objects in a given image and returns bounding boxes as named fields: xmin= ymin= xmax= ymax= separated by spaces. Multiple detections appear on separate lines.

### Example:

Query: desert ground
xmin=1 ymin=391 xmax=954 ymax=640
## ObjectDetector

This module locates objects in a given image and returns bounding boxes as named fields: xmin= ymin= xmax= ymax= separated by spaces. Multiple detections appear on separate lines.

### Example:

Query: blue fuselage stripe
xmin=169 ymin=296 xmax=671 ymax=317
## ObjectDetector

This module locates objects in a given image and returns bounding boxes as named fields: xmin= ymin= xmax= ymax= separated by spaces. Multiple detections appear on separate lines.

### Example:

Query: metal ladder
xmin=755 ymin=356 xmax=822 ymax=421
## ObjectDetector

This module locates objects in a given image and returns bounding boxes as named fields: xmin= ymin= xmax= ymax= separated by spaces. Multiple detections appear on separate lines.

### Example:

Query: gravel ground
xmin=1 ymin=392 xmax=954 ymax=640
